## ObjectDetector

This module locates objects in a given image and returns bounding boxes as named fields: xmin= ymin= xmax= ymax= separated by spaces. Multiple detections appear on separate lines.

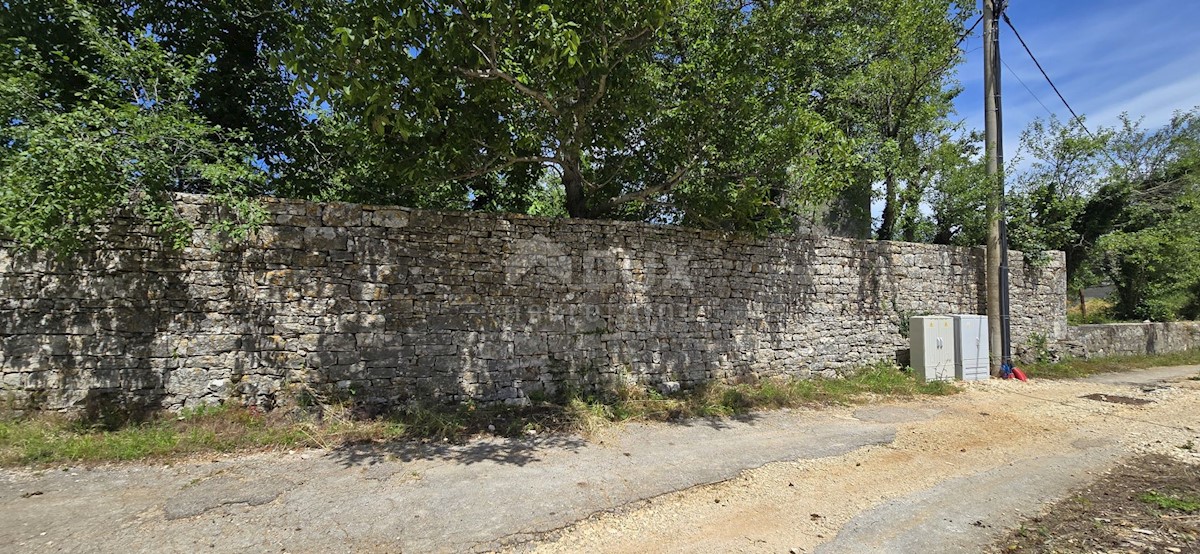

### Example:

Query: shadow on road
xmin=326 ymin=433 xmax=589 ymax=468
xmin=325 ymin=411 xmax=766 ymax=469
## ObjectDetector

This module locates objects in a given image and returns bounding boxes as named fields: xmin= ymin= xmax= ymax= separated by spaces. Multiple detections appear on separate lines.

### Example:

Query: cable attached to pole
xmin=1003 ymin=13 xmax=1123 ymax=170
xmin=1002 ymin=14 xmax=1094 ymax=140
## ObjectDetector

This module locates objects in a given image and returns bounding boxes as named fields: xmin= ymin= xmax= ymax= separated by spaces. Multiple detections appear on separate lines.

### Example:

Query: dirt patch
xmin=1080 ymin=393 xmax=1154 ymax=405
xmin=526 ymin=371 xmax=1200 ymax=554
xmin=990 ymin=454 xmax=1200 ymax=553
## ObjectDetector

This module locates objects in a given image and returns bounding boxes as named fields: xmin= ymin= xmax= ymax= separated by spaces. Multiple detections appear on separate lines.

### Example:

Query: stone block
xmin=255 ymin=227 xmax=305 ymax=250
xmin=322 ymin=202 xmax=364 ymax=227
xmin=351 ymin=282 xmax=388 ymax=301
xmin=304 ymin=227 xmax=348 ymax=252
xmin=372 ymin=209 xmax=410 ymax=228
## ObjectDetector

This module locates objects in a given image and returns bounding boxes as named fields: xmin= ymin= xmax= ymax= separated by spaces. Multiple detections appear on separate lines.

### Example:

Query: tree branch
xmin=442 ymin=154 xmax=562 ymax=183
xmin=458 ymin=68 xmax=560 ymax=116
xmin=606 ymin=154 xmax=701 ymax=207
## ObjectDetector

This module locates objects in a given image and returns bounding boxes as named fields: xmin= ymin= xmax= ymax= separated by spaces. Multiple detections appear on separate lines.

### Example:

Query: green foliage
xmin=820 ymin=0 xmax=971 ymax=241
xmin=2 ymin=0 xmax=980 ymax=237
xmin=1093 ymin=112 xmax=1200 ymax=321
xmin=1097 ymin=198 xmax=1200 ymax=321
xmin=525 ymin=173 xmax=569 ymax=218
xmin=1138 ymin=490 xmax=1200 ymax=514
xmin=1026 ymin=332 xmax=1053 ymax=364
xmin=0 ymin=1 xmax=264 ymax=252
xmin=1067 ymin=297 xmax=1120 ymax=325
xmin=1023 ymin=349 xmax=1200 ymax=380
xmin=921 ymin=134 xmax=991 ymax=245
xmin=1006 ymin=115 xmax=1109 ymax=265
xmin=283 ymin=0 xmax=972 ymax=229
xmin=1008 ymin=109 xmax=1200 ymax=322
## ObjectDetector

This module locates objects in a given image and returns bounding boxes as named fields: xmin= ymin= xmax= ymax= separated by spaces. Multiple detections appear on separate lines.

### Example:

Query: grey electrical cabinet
xmin=909 ymin=316 xmax=954 ymax=382
xmin=952 ymin=314 xmax=990 ymax=381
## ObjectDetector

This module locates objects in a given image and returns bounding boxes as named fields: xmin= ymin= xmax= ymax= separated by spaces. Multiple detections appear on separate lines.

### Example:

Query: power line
xmin=1004 ymin=13 xmax=1127 ymax=171
xmin=1001 ymin=57 xmax=1055 ymax=118
xmin=1002 ymin=13 xmax=1102 ymax=142
xmin=957 ymin=15 xmax=984 ymax=49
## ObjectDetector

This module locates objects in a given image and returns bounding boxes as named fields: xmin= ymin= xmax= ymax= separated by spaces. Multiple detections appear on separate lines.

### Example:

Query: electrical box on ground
xmin=909 ymin=316 xmax=954 ymax=382
xmin=952 ymin=314 xmax=990 ymax=381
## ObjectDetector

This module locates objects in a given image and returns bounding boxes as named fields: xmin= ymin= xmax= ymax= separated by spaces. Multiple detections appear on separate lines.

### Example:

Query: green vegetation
xmin=5 ymin=2 xmax=1198 ymax=322
xmin=0 ymin=406 xmax=312 ymax=466
xmin=0 ymin=0 xmax=266 ymax=251
xmin=1 ymin=0 xmax=971 ymax=249
xmin=1007 ymin=112 xmax=1200 ymax=323
xmin=0 ymin=363 xmax=953 ymax=467
xmin=1022 ymin=349 xmax=1200 ymax=380
xmin=1067 ymin=297 xmax=1122 ymax=325
xmin=565 ymin=362 xmax=955 ymax=435
xmin=1138 ymin=490 xmax=1200 ymax=514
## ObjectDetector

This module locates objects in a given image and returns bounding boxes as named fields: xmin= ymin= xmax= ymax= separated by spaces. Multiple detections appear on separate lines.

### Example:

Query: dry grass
xmin=564 ymin=362 xmax=956 ymax=435
xmin=1067 ymin=297 xmax=1120 ymax=325
xmin=0 ymin=363 xmax=956 ymax=467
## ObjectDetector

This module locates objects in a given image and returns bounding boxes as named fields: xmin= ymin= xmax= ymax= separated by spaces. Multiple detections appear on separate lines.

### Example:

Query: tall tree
xmin=131 ymin=0 xmax=306 ymax=174
xmin=1092 ymin=110 xmax=1200 ymax=320
xmin=820 ymin=0 xmax=969 ymax=240
xmin=1005 ymin=115 xmax=1109 ymax=280
xmin=284 ymin=0 xmax=883 ymax=227
xmin=1002 ymin=109 xmax=1200 ymax=321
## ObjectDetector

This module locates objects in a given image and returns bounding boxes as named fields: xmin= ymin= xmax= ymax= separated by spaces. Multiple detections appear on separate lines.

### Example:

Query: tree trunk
xmin=898 ymin=181 xmax=921 ymax=243
xmin=562 ymin=152 xmax=588 ymax=218
xmin=877 ymin=170 xmax=897 ymax=240
xmin=932 ymin=226 xmax=953 ymax=245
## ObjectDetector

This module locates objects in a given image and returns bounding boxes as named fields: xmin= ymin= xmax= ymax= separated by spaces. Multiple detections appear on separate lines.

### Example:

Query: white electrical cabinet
xmin=952 ymin=314 xmax=990 ymax=381
xmin=909 ymin=316 xmax=954 ymax=382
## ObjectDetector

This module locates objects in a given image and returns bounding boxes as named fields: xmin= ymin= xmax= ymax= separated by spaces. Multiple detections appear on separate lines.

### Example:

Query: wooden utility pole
xmin=983 ymin=0 xmax=1008 ymax=375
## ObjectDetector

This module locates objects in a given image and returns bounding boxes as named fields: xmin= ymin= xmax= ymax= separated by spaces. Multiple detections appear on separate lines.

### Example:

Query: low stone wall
xmin=1061 ymin=322 xmax=1200 ymax=359
xmin=0 ymin=194 xmax=1067 ymax=414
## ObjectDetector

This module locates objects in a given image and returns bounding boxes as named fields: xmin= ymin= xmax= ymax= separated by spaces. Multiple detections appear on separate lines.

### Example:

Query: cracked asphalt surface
xmin=3 ymin=365 xmax=1199 ymax=553
xmin=2 ymin=408 xmax=896 ymax=553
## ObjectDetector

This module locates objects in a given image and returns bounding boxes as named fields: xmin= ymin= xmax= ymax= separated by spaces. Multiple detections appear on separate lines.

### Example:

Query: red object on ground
xmin=1012 ymin=367 xmax=1028 ymax=382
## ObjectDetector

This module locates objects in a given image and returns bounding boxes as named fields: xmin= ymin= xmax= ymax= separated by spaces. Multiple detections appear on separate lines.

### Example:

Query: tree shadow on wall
xmin=0 ymin=210 xmax=276 ymax=427
xmin=1 ymin=225 xmax=188 ymax=426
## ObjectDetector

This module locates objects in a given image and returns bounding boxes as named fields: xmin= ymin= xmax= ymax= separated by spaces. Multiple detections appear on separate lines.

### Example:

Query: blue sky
xmin=952 ymin=0 xmax=1200 ymax=164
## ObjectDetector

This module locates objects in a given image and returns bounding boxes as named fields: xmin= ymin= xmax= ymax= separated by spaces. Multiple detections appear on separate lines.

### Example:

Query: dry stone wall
xmin=1061 ymin=322 xmax=1200 ymax=359
xmin=0 ymin=194 xmax=1066 ymax=413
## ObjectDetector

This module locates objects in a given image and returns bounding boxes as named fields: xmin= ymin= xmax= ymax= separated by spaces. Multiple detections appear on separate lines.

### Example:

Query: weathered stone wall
xmin=0 ymin=194 xmax=1066 ymax=413
xmin=1061 ymin=322 xmax=1200 ymax=359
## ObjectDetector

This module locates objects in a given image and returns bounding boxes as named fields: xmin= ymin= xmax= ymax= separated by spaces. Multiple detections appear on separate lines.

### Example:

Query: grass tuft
xmin=1138 ymin=490 xmax=1200 ymax=513
xmin=556 ymin=362 xmax=955 ymax=436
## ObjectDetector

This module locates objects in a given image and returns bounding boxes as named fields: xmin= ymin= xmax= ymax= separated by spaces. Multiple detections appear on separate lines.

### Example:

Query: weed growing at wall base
xmin=0 ymin=363 xmax=955 ymax=467
xmin=1024 ymin=349 xmax=1200 ymax=379
xmin=560 ymin=363 xmax=956 ymax=437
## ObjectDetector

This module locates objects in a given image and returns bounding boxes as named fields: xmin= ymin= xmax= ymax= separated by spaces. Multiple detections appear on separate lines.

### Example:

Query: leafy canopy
xmin=0 ymin=1 xmax=264 ymax=252
xmin=284 ymin=0 xmax=970 ymax=230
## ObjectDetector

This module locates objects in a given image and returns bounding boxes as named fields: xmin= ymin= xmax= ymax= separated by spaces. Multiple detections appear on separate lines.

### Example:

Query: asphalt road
xmin=3 ymin=365 xmax=1198 ymax=554
xmin=2 ymin=407 xmax=897 ymax=553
